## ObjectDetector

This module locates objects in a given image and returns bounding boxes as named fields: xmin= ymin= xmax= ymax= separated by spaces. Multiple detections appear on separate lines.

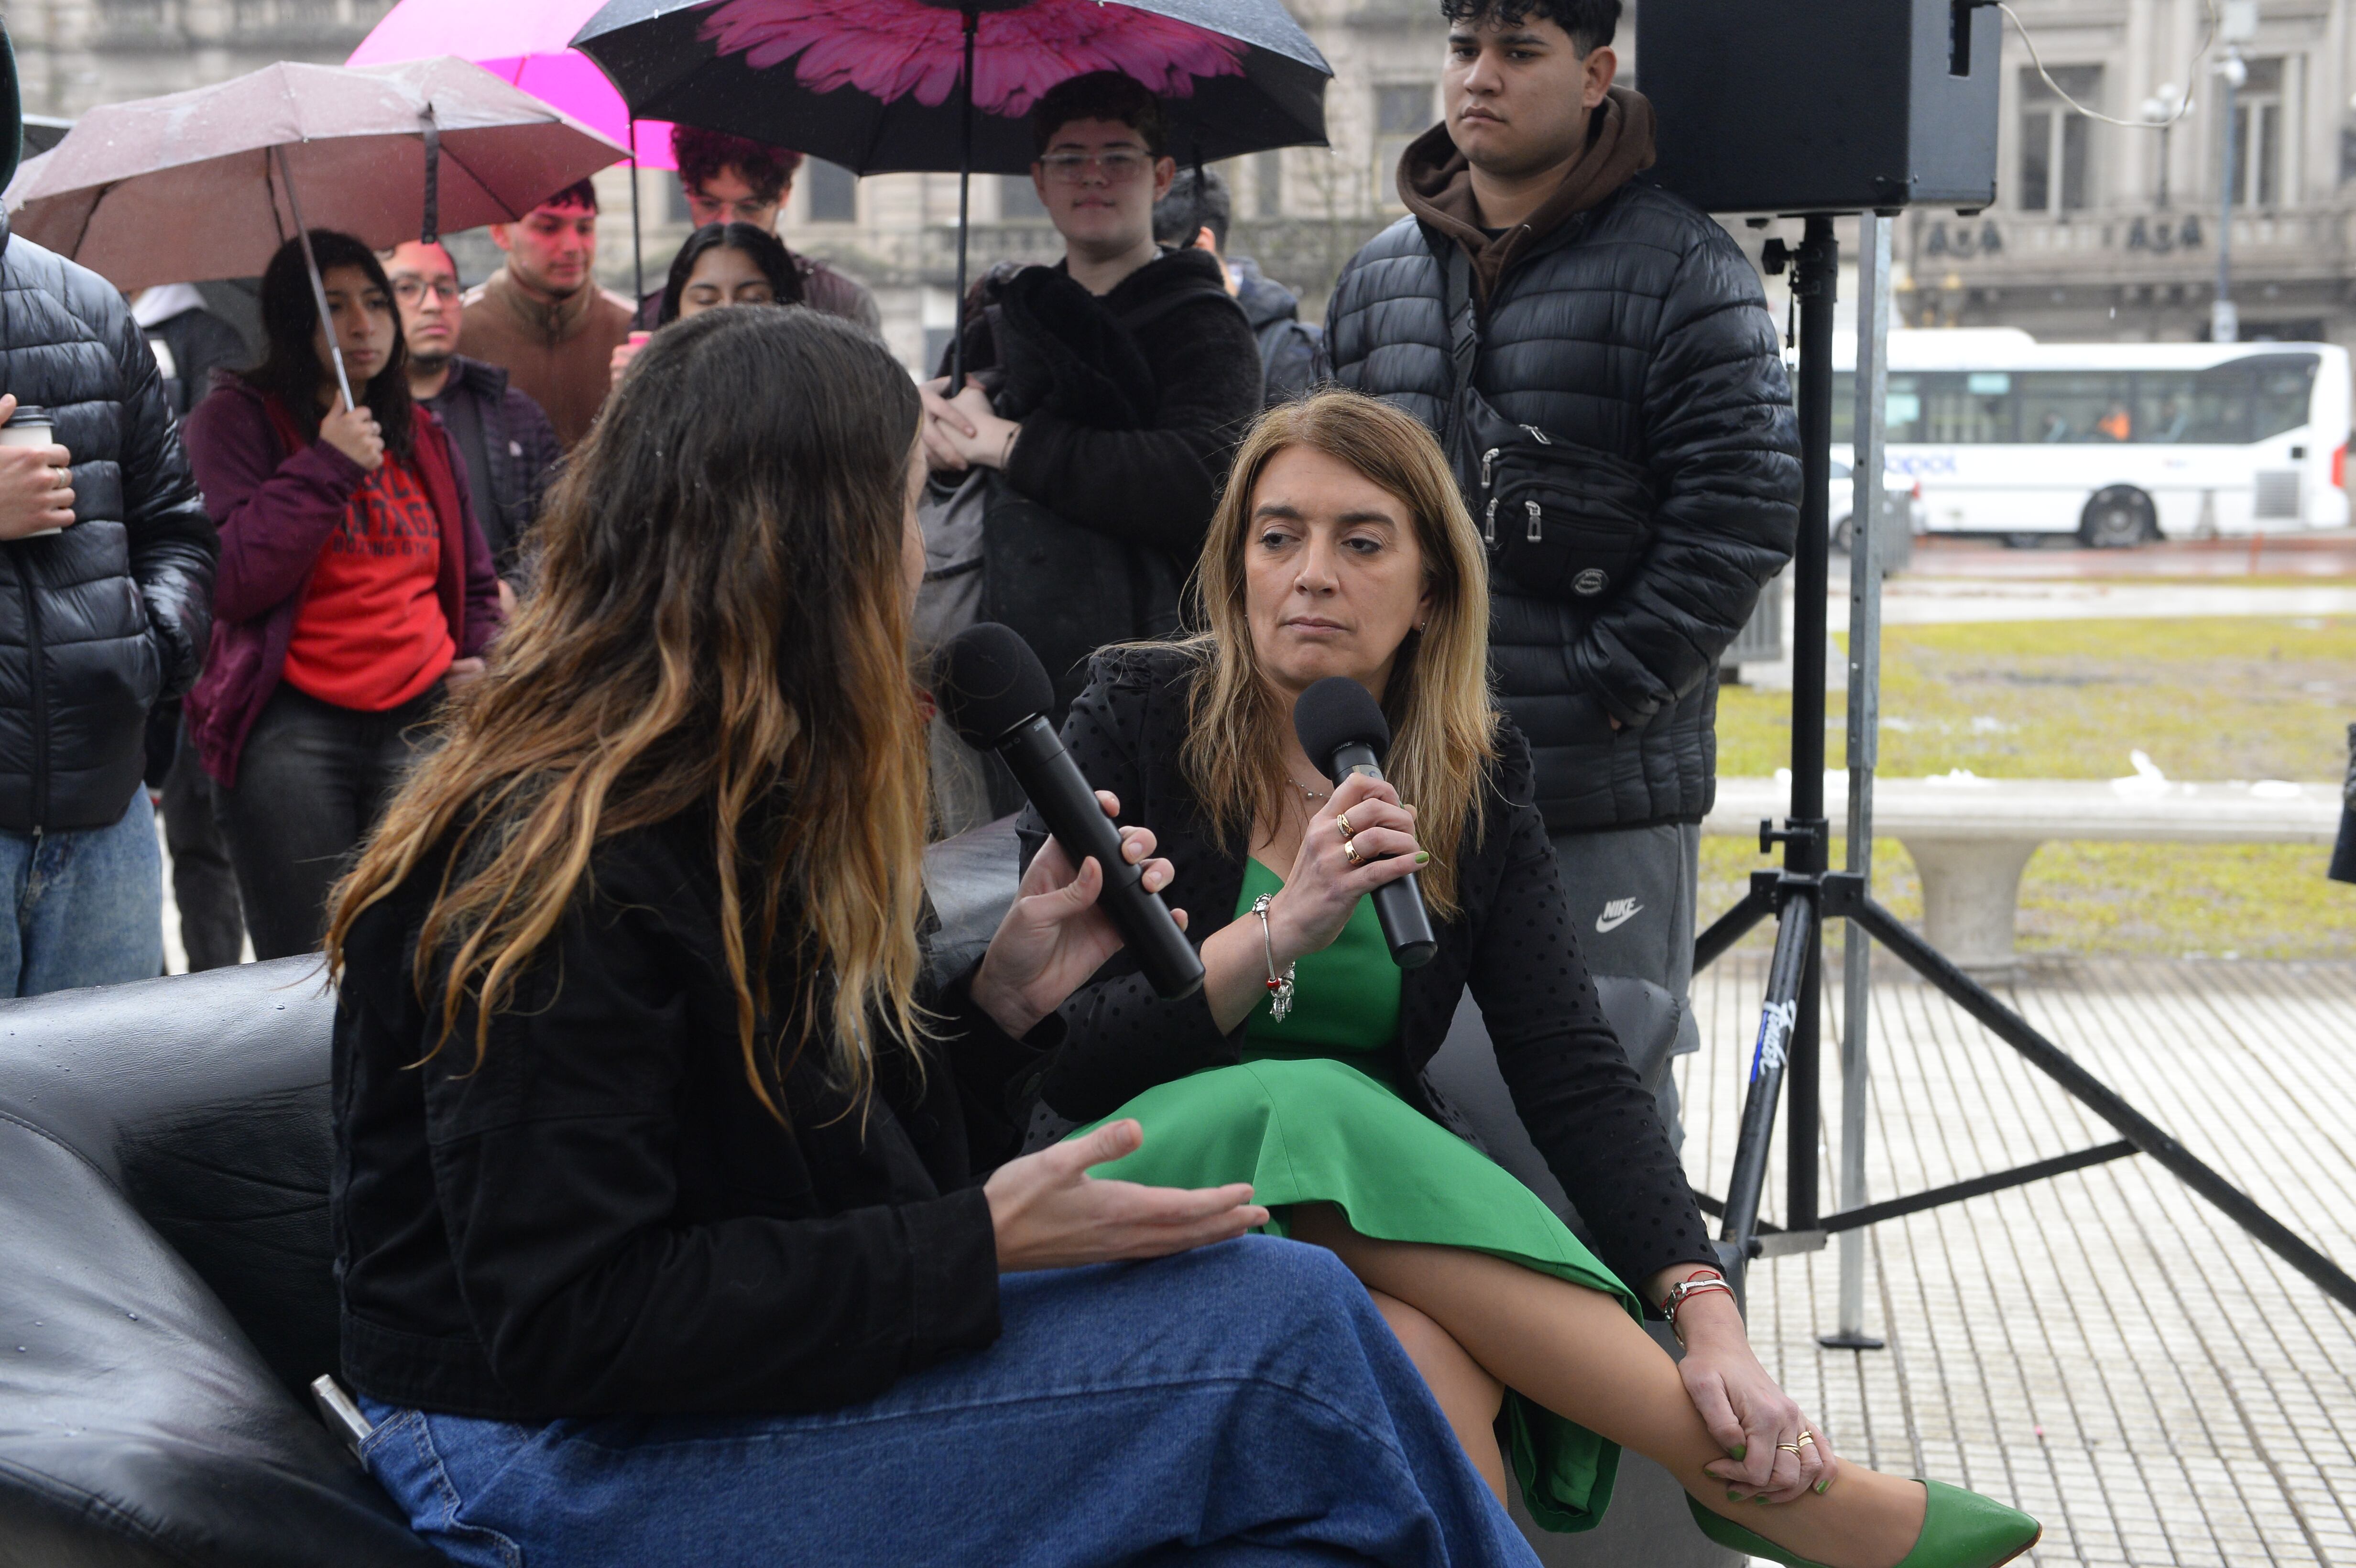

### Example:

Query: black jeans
xmin=162 ymin=719 xmax=245 ymax=971
xmin=215 ymin=683 xmax=439 ymax=962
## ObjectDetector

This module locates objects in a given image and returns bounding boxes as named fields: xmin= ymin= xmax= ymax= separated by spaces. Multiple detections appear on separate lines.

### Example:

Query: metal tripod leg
xmin=1714 ymin=881 xmax=1819 ymax=1285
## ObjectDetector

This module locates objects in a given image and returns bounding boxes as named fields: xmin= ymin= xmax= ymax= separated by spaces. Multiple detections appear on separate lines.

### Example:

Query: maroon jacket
xmin=183 ymin=378 xmax=502 ymax=787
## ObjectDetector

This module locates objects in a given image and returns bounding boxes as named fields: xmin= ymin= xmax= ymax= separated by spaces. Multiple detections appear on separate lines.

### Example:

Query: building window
xmin=2230 ymin=56 xmax=2287 ymax=208
xmin=1373 ymin=83 xmax=1436 ymax=207
xmin=1000 ymin=173 xmax=1049 ymax=221
xmin=1254 ymin=149 xmax=1284 ymax=218
xmin=805 ymin=159 xmax=858 ymax=223
xmin=2018 ymin=65 xmax=2101 ymax=213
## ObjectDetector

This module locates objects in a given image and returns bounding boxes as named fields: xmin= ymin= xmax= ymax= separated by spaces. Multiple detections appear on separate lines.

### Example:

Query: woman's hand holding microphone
xmin=1264 ymin=772 xmax=1422 ymax=964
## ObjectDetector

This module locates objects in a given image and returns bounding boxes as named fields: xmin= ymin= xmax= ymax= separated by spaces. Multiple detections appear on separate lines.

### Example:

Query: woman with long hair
xmin=322 ymin=308 xmax=1543 ymax=1568
xmin=657 ymin=219 xmax=802 ymax=324
xmin=608 ymin=222 xmax=805 ymax=388
xmin=182 ymin=230 xmax=501 ymax=959
xmin=1026 ymin=390 xmax=2040 ymax=1568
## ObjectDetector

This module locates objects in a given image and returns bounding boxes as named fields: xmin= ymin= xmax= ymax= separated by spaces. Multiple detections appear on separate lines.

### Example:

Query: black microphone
xmin=1293 ymin=676 xmax=1439 ymax=970
xmin=935 ymin=625 xmax=1204 ymax=1001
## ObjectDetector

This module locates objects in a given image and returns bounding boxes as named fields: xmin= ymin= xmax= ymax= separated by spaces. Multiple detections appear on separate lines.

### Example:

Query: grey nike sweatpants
xmin=1550 ymin=820 xmax=1703 ymax=1144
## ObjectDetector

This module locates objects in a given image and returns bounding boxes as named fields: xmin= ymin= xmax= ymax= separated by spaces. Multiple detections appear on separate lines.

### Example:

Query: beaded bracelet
xmin=1251 ymin=893 xmax=1295 ymax=1022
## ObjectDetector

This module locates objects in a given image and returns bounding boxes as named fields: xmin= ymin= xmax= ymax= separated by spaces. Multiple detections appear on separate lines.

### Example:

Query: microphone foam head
xmin=1293 ymin=676 xmax=1391 ymax=775
xmin=936 ymin=623 xmax=1053 ymax=749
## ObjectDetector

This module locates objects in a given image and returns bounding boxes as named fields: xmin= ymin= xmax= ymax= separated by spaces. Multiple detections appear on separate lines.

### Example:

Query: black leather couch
xmin=0 ymin=819 xmax=1685 ymax=1566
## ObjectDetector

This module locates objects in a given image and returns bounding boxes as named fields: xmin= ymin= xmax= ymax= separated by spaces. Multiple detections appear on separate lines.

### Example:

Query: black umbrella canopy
xmin=572 ymin=0 xmax=1331 ymax=175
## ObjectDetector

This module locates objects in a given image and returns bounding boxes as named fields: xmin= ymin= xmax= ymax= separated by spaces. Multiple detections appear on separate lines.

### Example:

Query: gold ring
xmin=1342 ymin=838 xmax=1363 ymax=866
xmin=1334 ymin=812 xmax=1354 ymax=839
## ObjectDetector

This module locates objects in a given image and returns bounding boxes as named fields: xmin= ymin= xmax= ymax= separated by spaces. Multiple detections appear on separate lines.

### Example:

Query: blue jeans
xmin=360 ymin=1236 xmax=1539 ymax=1568
xmin=0 ymin=788 xmax=162 ymax=996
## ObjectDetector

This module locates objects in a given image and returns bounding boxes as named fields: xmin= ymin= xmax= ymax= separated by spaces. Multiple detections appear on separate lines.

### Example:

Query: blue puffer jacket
xmin=0 ymin=211 xmax=217 ymax=831
xmin=1328 ymin=127 xmax=1798 ymax=832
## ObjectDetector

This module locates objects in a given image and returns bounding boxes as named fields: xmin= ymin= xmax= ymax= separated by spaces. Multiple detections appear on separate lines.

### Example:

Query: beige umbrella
xmin=5 ymin=55 xmax=626 ymax=403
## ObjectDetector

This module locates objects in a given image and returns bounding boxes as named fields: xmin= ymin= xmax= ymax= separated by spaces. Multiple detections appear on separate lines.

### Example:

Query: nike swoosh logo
xmin=1596 ymin=898 xmax=1644 ymax=935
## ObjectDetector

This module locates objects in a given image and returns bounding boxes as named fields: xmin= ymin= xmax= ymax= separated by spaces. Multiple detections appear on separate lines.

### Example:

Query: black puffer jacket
xmin=1328 ymin=174 xmax=1798 ymax=831
xmin=944 ymin=249 xmax=1261 ymax=718
xmin=0 ymin=214 xmax=216 ymax=832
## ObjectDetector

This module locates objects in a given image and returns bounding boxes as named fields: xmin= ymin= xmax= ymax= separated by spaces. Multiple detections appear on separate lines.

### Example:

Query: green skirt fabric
xmin=1073 ymin=1052 xmax=1641 ymax=1532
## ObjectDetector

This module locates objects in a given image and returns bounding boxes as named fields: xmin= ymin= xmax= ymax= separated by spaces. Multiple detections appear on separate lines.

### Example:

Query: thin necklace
xmin=1290 ymin=778 xmax=1329 ymax=808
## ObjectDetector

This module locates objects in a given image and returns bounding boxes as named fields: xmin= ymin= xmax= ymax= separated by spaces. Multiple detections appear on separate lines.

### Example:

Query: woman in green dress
xmin=1021 ymin=391 xmax=2040 ymax=1568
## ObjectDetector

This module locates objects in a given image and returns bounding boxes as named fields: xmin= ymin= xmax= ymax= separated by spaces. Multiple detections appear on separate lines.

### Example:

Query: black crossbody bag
xmin=1441 ymin=245 xmax=1657 ymax=605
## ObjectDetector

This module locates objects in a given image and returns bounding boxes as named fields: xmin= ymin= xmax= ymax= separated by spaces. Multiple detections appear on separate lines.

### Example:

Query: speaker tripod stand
xmin=1692 ymin=214 xmax=2356 ymax=1328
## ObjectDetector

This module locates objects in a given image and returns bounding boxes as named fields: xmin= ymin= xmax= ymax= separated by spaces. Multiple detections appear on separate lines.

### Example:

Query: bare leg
xmin=1289 ymin=1206 xmax=1926 ymax=1568
xmin=1366 ymin=1287 xmax=1507 ymax=1502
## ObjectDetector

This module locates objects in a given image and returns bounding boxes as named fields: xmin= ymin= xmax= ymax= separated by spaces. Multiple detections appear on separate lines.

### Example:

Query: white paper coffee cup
xmin=2 ymin=406 xmax=65 ymax=537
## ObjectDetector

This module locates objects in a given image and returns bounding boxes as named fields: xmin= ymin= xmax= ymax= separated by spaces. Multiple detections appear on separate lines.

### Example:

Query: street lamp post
xmin=2141 ymin=83 xmax=2179 ymax=207
xmin=2214 ymin=0 xmax=2259 ymax=343
xmin=2216 ymin=49 xmax=2245 ymax=343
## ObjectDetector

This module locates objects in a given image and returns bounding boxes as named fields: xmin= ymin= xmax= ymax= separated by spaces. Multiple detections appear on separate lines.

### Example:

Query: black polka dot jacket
xmin=1019 ymin=644 xmax=1714 ymax=1292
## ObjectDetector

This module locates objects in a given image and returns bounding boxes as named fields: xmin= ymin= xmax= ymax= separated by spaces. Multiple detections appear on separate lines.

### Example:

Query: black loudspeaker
xmin=1636 ymin=0 xmax=2002 ymax=216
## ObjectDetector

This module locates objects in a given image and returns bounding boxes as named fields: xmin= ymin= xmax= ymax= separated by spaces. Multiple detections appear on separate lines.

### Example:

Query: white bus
xmin=1827 ymin=329 xmax=2351 ymax=545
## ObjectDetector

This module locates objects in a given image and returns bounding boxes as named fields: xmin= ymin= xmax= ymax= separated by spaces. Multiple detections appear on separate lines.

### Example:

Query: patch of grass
xmin=1707 ymin=617 xmax=2356 ymax=957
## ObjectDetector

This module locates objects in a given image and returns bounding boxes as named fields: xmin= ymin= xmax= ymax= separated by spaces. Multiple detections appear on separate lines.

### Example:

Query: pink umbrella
xmin=351 ymin=0 xmax=691 ymax=293
xmin=350 ymin=0 xmax=678 ymax=170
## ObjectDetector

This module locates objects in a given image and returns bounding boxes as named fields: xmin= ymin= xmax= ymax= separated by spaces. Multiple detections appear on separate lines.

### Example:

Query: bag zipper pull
xmin=1520 ymin=425 xmax=1553 ymax=446
xmin=1526 ymin=499 xmax=1543 ymax=543
xmin=1484 ymin=496 xmax=1499 ymax=546
xmin=1481 ymin=448 xmax=1498 ymax=491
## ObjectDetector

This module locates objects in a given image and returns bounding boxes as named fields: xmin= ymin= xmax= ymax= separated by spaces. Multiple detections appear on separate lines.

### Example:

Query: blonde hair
xmin=325 ymin=308 xmax=930 ymax=1117
xmin=1180 ymin=390 xmax=1499 ymax=917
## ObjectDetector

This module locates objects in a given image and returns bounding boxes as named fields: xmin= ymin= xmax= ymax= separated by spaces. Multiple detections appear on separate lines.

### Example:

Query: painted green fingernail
xmin=1728 ymin=1444 xmax=1745 ymax=1460
xmin=1415 ymin=851 xmax=1429 ymax=864
xmin=1726 ymin=1489 xmax=1743 ymax=1501
xmin=1815 ymin=1480 xmax=1829 ymax=1494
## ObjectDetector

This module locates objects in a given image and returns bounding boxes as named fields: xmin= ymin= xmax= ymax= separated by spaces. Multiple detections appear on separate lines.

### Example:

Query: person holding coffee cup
xmin=0 ymin=50 xmax=218 ymax=998
xmin=0 ymin=397 xmax=74 ymax=539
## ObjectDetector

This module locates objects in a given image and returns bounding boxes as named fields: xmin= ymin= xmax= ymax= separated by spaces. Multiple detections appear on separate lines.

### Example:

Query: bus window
xmin=1884 ymin=376 xmax=1924 ymax=443
xmin=1922 ymin=372 xmax=2015 ymax=442
xmin=2249 ymin=354 xmax=2322 ymax=441
xmin=2183 ymin=363 xmax=2254 ymax=443
xmin=2019 ymin=371 xmax=2133 ymax=442
xmin=2134 ymin=372 xmax=2197 ymax=443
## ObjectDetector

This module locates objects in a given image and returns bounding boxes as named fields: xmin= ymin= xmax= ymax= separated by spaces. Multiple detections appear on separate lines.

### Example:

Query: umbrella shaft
xmin=950 ymin=4 xmax=978 ymax=394
xmin=274 ymin=146 xmax=356 ymax=410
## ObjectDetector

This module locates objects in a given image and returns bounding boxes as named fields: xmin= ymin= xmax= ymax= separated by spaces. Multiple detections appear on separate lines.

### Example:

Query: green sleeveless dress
xmin=1067 ymin=860 xmax=1641 ymax=1532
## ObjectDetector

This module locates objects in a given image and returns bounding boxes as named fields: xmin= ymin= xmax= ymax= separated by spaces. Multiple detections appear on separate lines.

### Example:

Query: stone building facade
xmin=11 ymin=0 xmax=2355 ymax=363
xmin=1891 ymin=0 xmax=2356 ymax=346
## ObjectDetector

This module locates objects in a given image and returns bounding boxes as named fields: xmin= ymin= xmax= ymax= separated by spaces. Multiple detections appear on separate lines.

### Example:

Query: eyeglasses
xmin=1038 ymin=150 xmax=1154 ymax=183
xmin=391 ymin=279 xmax=461 ymax=305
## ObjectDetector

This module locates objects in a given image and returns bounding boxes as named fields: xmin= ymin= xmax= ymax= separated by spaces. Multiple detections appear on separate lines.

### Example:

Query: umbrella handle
xmin=273 ymin=146 xmax=356 ymax=412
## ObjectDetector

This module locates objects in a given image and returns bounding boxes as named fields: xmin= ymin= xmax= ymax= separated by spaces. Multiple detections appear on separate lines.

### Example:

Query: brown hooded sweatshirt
xmin=1397 ymin=84 xmax=1658 ymax=307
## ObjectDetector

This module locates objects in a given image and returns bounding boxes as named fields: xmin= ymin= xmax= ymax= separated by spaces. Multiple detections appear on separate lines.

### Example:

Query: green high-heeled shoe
xmin=1684 ymin=1478 xmax=2041 ymax=1568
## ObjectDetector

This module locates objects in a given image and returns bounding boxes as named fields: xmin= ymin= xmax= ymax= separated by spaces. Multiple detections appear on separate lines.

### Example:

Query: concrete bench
xmin=1705 ymin=773 xmax=2344 ymax=969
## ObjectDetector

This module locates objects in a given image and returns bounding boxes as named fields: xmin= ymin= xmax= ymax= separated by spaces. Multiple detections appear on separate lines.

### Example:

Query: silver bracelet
xmin=1251 ymin=893 xmax=1295 ymax=1023
xmin=1661 ymin=1272 xmax=1738 ymax=1346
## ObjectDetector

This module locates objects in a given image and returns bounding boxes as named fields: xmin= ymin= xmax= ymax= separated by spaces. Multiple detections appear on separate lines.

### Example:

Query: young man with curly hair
xmin=633 ymin=125 xmax=881 ymax=336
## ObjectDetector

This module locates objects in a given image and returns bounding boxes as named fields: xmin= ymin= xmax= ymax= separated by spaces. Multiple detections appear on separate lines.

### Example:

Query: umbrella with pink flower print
xmin=574 ymin=0 xmax=1330 ymax=377
xmin=574 ymin=0 xmax=1329 ymax=174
